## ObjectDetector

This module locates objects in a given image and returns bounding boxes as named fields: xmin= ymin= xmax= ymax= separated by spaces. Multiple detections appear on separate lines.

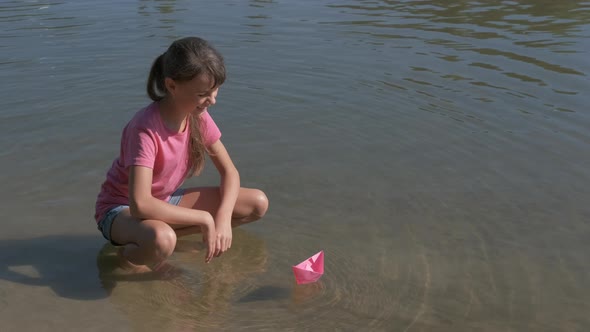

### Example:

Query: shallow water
xmin=1 ymin=0 xmax=589 ymax=331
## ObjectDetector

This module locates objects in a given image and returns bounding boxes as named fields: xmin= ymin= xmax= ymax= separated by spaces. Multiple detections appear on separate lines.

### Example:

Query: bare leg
xmin=110 ymin=209 xmax=177 ymax=272
xmin=107 ymin=187 xmax=268 ymax=271
xmin=170 ymin=187 xmax=269 ymax=237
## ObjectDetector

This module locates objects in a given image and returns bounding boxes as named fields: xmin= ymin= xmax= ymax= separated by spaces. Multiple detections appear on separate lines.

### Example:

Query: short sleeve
xmin=122 ymin=125 xmax=157 ymax=169
xmin=199 ymin=111 xmax=222 ymax=146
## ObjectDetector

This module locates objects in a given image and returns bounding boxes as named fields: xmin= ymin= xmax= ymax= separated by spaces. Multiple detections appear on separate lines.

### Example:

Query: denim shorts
xmin=97 ymin=189 xmax=185 ymax=246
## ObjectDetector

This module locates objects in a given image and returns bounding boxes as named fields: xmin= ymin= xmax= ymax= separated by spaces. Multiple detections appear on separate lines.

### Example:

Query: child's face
xmin=166 ymin=74 xmax=219 ymax=114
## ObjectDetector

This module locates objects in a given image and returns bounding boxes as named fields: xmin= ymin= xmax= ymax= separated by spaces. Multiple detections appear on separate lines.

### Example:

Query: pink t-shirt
xmin=94 ymin=102 xmax=221 ymax=222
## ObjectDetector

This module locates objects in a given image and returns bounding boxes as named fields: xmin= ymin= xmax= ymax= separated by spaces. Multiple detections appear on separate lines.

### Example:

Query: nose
xmin=208 ymin=95 xmax=216 ymax=106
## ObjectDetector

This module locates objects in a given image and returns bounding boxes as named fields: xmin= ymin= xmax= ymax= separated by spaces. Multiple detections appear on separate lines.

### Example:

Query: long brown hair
xmin=146 ymin=37 xmax=226 ymax=176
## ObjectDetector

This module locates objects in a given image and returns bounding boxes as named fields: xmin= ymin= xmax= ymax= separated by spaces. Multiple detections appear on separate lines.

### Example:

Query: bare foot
xmin=175 ymin=239 xmax=206 ymax=253
xmin=116 ymin=247 xmax=152 ymax=274
xmin=151 ymin=260 xmax=183 ymax=280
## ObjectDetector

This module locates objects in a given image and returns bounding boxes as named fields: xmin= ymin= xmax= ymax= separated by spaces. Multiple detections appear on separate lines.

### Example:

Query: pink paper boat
xmin=292 ymin=251 xmax=324 ymax=284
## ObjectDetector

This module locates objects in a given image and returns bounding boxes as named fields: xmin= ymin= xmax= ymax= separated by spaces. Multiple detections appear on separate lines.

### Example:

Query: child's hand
xmin=202 ymin=222 xmax=216 ymax=263
xmin=214 ymin=222 xmax=232 ymax=257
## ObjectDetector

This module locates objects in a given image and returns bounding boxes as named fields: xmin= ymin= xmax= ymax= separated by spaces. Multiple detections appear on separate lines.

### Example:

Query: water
xmin=1 ymin=0 xmax=589 ymax=330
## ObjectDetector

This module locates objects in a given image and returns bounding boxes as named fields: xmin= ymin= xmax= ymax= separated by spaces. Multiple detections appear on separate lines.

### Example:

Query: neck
xmin=158 ymin=97 xmax=188 ymax=133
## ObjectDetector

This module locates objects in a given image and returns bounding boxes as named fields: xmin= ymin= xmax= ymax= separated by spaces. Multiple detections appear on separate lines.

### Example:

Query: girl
xmin=95 ymin=37 xmax=269 ymax=271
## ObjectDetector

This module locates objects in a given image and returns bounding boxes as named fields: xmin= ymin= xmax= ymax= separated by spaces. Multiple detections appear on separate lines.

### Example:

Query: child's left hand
xmin=214 ymin=220 xmax=232 ymax=257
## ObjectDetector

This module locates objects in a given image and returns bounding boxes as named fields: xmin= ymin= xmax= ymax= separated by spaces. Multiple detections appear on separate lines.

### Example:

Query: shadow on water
xmin=0 ymin=227 xmax=277 ymax=301
xmin=238 ymin=285 xmax=290 ymax=303
xmin=0 ymin=227 xmax=305 ymax=329
xmin=94 ymin=227 xmax=301 ymax=330
xmin=0 ymin=234 xmax=108 ymax=300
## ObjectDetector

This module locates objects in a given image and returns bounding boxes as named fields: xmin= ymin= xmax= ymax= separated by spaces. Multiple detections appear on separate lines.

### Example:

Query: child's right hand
xmin=202 ymin=222 xmax=216 ymax=263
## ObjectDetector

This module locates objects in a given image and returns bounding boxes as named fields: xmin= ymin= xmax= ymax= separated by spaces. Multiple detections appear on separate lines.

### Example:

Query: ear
xmin=164 ymin=77 xmax=177 ymax=95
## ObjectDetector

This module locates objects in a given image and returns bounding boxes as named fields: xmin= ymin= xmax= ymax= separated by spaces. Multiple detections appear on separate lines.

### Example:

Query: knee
xmin=252 ymin=189 xmax=269 ymax=219
xmin=147 ymin=225 xmax=177 ymax=260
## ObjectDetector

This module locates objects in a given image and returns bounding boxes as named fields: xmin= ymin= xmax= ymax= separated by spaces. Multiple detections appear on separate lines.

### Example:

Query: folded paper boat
xmin=292 ymin=251 xmax=324 ymax=284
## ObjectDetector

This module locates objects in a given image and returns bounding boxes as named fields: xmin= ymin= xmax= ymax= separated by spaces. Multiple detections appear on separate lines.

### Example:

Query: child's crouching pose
xmin=95 ymin=37 xmax=268 ymax=271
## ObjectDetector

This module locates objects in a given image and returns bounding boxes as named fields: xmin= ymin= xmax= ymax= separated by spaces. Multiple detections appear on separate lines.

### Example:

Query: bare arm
xmin=128 ymin=165 xmax=214 ymax=228
xmin=207 ymin=140 xmax=240 ymax=255
xmin=208 ymin=139 xmax=240 ymax=225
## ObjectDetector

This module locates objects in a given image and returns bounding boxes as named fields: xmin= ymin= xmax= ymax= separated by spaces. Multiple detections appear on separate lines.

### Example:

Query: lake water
xmin=1 ymin=0 xmax=589 ymax=331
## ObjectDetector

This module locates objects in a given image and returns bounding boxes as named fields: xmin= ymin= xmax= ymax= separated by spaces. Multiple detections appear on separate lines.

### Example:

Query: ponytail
xmin=147 ymin=53 xmax=166 ymax=101
xmin=146 ymin=37 xmax=226 ymax=177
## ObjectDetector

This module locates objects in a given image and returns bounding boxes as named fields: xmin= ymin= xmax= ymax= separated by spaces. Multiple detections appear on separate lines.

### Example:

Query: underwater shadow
xmin=0 ymin=234 xmax=112 ymax=300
